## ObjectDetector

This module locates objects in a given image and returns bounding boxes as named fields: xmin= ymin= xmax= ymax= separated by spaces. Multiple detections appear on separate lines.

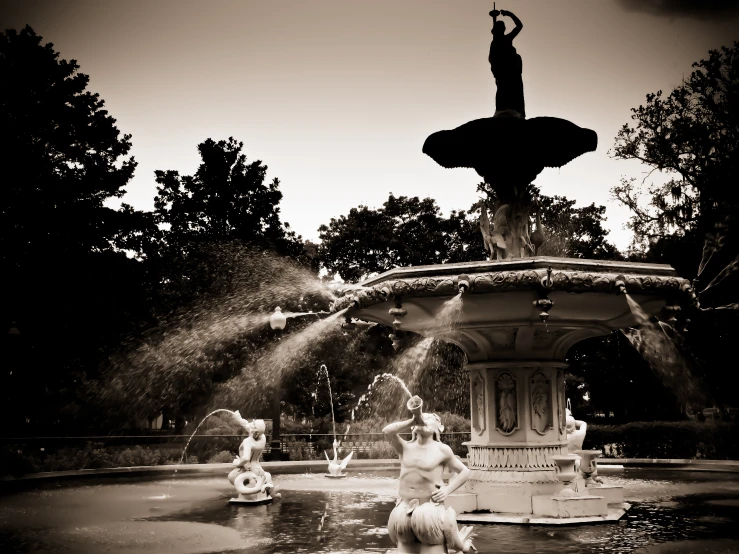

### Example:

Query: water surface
xmin=1 ymin=469 xmax=738 ymax=553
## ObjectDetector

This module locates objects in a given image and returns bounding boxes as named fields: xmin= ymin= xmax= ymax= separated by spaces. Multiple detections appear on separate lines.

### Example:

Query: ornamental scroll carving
xmin=530 ymin=371 xmax=552 ymax=435
xmin=495 ymin=372 xmax=517 ymax=435
xmin=329 ymin=269 xmax=689 ymax=314
xmin=471 ymin=371 xmax=486 ymax=435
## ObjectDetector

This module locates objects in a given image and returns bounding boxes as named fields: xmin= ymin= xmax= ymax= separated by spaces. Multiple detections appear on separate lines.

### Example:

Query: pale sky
xmin=2 ymin=0 xmax=738 ymax=251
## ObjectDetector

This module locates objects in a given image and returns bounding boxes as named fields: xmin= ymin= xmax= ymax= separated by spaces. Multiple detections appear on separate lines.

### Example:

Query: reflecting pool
xmin=1 ymin=469 xmax=738 ymax=553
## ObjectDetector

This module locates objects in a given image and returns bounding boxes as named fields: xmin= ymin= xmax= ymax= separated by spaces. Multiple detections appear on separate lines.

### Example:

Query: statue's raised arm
xmin=501 ymin=10 xmax=523 ymax=40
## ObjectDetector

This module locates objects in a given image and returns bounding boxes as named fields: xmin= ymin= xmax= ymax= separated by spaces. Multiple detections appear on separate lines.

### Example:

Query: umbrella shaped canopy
xmin=422 ymin=114 xmax=597 ymax=190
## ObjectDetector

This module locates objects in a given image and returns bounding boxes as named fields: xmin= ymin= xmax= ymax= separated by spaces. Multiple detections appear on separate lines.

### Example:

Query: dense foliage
xmin=1 ymin=26 xmax=156 ymax=435
xmin=611 ymin=42 xmax=739 ymax=406
xmin=586 ymin=421 xmax=739 ymax=460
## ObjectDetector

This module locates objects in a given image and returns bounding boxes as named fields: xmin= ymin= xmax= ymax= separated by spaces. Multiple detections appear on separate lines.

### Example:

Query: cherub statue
xmin=383 ymin=395 xmax=476 ymax=553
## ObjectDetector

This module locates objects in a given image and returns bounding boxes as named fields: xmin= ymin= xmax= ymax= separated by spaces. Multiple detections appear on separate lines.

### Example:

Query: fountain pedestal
xmin=461 ymin=362 xmax=568 ymax=514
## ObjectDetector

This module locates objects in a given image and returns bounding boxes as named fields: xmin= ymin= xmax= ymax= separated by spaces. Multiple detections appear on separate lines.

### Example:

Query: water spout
xmin=457 ymin=274 xmax=471 ymax=294
xmin=354 ymin=373 xmax=414 ymax=417
xmin=614 ymin=278 xmax=627 ymax=295
xmin=540 ymin=266 xmax=554 ymax=290
xmin=317 ymin=364 xmax=337 ymax=440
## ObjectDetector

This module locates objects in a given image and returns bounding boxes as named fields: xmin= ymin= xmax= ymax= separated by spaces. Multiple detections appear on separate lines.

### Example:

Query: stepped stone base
xmin=445 ymin=492 xmax=478 ymax=513
xmin=532 ymin=494 xmax=607 ymax=518
xmin=587 ymin=484 xmax=624 ymax=504
xmin=457 ymin=503 xmax=631 ymax=525
xmin=464 ymin=479 xmax=563 ymax=514
xmin=229 ymin=496 xmax=272 ymax=505
xmin=229 ymin=490 xmax=273 ymax=505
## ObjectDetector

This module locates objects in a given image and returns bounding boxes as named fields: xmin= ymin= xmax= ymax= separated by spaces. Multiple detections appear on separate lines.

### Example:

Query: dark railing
xmin=0 ymin=431 xmax=472 ymax=463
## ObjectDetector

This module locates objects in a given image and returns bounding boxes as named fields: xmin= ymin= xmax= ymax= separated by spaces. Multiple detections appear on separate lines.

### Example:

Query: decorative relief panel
xmin=471 ymin=371 xmax=486 ymax=435
xmin=530 ymin=371 xmax=552 ymax=435
xmin=494 ymin=372 xmax=518 ymax=435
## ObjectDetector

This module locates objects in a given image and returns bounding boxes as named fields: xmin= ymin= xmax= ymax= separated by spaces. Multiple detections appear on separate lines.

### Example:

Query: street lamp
xmin=269 ymin=307 xmax=287 ymax=330
xmin=268 ymin=307 xmax=287 ymax=460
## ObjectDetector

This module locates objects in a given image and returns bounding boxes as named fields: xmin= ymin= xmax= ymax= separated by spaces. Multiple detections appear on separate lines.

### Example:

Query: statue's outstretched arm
xmin=501 ymin=10 xmax=523 ymax=40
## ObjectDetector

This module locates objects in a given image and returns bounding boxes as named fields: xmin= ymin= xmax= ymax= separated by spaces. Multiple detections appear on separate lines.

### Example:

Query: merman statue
xmin=383 ymin=395 xmax=476 ymax=553
xmin=228 ymin=412 xmax=279 ymax=504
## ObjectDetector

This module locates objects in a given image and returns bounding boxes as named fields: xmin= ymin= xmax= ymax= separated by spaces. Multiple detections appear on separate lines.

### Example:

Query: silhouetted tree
xmin=537 ymin=195 xmax=622 ymax=260
xmin=566 ymin=332 xmax=687 ymax=422
xmin=611 ymin=42 xmax=739 ymax=408
xmin=318 ymin=189 xmax=619 ymax=283
xmin=154 ymin=138 xmax=301 ymax=252
xmin=318 ymin=194 xmax=484 ymax=281
xmin=91 ymin=141 xmax=319 ymax=431
xmin=0 ymin=26 xmax=156 ymax=434
xmin=477 ymin=183 xmax=622 ymax=260
xmin=612 ymin=42 xmax=739 ymax=252
xmin=151 ymin=138 xmax=308 ymax=305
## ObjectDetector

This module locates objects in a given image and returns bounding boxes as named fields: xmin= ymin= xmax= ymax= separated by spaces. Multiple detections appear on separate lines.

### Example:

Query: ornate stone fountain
xmin=332 ymin=7 xmax=695 ymax=525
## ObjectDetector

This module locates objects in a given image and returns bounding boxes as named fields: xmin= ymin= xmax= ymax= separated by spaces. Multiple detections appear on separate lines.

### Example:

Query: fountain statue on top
xmin=325 ymin=438 xmax=353 ymax=478
xmin=228 ymin=412 xmax=279 ymax=505
xmin=383 ymin=395 xmax=475 ymax=554
xmin=423 ymin=8 xmax=597 ymax=260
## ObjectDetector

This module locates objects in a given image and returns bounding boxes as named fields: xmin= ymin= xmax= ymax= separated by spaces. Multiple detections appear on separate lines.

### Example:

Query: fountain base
xmin=587 ymin=483 xmax=624 ymax=505
xmin=229 ymin=491 xmax=273 ymax=505
xmin=447 ymin=479 xmax=629 ymax=524
xmin=456 ymin=503 xmax=631 ymax=525
xmin=324 ymin=473 xmax=349 ymax=479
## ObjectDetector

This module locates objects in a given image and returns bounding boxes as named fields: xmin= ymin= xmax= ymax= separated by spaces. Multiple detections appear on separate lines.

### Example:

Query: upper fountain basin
xmin=333 ymin=257 xmax=691 ymax=362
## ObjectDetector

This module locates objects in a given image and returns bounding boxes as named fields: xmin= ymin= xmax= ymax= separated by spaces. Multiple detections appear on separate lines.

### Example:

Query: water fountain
xmin=316 ymin=364 xmax=354 ymax=477
xmin=330 ymin=6 xmax=696 ymax=525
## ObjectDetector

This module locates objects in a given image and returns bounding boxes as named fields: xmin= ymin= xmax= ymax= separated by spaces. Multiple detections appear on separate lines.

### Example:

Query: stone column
xmin=464 ymin=361 xmax=569 ymax=514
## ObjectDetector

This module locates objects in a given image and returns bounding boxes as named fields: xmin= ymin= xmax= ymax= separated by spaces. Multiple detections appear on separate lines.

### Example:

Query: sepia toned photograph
xmin=1 ymin=1 xmax=738 ymax=552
